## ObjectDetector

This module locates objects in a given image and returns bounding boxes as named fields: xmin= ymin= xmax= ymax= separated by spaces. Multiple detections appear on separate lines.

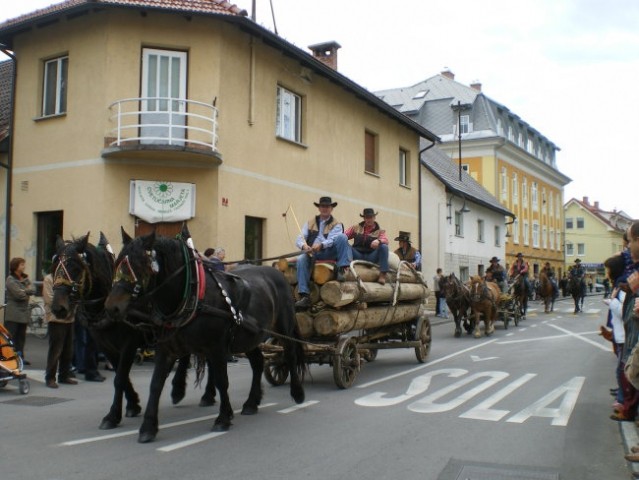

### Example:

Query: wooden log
xmin=320 ymin=281 xmax=428 ymax=308
xmin=312 ymin=263 xmax=335 ymax=285
xmin=313 ymin=302 xmax=422 ymax=336
xmin=295 ymin=311 xmax=314 ymax=338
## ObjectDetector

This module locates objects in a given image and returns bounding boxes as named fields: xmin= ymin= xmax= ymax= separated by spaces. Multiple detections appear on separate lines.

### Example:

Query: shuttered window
xmin=365 ymin=131 xmax=377 ymax=174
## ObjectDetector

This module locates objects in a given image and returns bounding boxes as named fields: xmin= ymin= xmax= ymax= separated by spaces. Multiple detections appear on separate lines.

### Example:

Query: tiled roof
xmin=566 ymin=198 xmax=634 ymax=230
xmin=0 ymin=60 xmax=14 ymax=142
xmin=0 ymin=0 xmax=247 ymax=30
xmin=422 ymin=145 xmax=514 ymax=218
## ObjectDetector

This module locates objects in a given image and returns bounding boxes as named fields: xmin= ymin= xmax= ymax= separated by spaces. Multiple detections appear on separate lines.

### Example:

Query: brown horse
xmin=440 ymin=273 xmax=472 ymax=337
xmin=468 ymin=275 xmax=501 ymax=338
xmin=538 ymin=270 xmax=555 ymax=313
xmin=509 ymin=274 xmax=529 ymax=319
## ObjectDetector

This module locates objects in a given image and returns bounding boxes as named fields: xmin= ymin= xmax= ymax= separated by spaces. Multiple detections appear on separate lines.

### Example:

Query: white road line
xmin=355 ymin=339 xmax=497 ymax=389
xmin=59 ymin=402 xmax=278 ymax=446
xmin=497 ymin=328 xmax=607 ymax=351
xmin=277 ymin=400 xmax=319 ymax=413
xmin=157 ymin=432 xmax=227 ymax=452
xmin=546 ymin=324 xmax=609 ymax=351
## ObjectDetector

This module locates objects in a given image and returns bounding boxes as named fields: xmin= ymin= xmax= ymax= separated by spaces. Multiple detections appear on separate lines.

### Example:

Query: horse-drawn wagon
xmin=263 ymin=254 xmax=432 ymax=388
xmin=495 ymin=291 xmax=522 ymax=329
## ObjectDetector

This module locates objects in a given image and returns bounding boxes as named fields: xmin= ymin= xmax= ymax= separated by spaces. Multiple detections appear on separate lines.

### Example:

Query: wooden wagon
xmin=262 ymin=254 xmax=433 ymax=389
xmin=495 ymin=292 xmax=522 ymax=329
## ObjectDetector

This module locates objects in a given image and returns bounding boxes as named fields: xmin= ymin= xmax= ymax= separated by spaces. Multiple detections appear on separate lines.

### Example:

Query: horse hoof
xmin=241 ymin=405 xmax=259 ymax=415
xmin=454 ymin=329 xmax=461 ymax=338
xmin=125 ymin=405 xmax=142 ymax=418
xmin=473 ymin=332 xmax=481 ymax=339
xmin=212 ymin=422 xmax=231 ymax=432
xmin=199 ymin=397 xmax=216 ymax=407
xmin=291 ymin=385 xmax=305 ymax=404
xmin=138 ymin=431 xmax=157 ymax=443
xmin=171 ymin=391 xmax=186 ymax=405
xmin=99 ymin=418 xmax=120 ymax=430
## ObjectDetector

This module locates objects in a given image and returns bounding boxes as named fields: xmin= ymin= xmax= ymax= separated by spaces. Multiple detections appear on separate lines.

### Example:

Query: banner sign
xmin=129 ymin=180 xmax=196 ymax=223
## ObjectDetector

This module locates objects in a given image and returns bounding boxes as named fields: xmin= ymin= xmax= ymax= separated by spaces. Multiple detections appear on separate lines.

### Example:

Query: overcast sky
xmin=3 ymin=0 xmax=639 ymax=218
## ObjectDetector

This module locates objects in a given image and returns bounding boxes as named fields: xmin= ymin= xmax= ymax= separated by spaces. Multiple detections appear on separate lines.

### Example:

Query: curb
xmin=621 ymin=422 xmax=639 ymax=477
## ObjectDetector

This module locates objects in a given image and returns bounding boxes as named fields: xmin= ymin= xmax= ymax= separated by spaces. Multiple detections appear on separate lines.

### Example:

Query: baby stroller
xmin=0 ymin=307 xmax=30 ymax=394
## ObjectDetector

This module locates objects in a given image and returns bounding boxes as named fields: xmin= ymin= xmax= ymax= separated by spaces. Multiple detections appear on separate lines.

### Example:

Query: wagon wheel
xmin=512 ymin=299 xmax=522 ymax=326
xmin=263 ymin=338 xmax=289 ymax=386
xmin=19 ymin=379 xmax=30 ymax=395
xmin=414 ymin=315 xmax=432 ymax=363
xmin=333 ymin=337 xmax=360 ymax=389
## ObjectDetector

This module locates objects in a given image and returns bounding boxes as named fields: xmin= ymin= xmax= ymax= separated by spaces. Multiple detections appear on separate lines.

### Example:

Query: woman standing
xmin=4 ymin=257 xmax=35 ymax=365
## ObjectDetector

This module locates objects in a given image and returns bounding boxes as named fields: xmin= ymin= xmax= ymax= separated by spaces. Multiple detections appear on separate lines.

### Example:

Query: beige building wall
xmin=6 ymin=9 xmax=423 ymax=278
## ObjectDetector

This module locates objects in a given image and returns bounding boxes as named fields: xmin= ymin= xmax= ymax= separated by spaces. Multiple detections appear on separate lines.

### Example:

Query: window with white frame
xmin=523 ymin=220 xmax=529 ymax=245
xmin=532 ymin=222 xmax=539 ymax=247
xmin=512 ymin=173 xmax=518 ymax=205
xmin=513 ymin=219 xmax=520 ymax=244
xmin=527 ymin=137 xmax=535 ymax=154
xmin=522 ymin=177 xmax=528 ymax=207
xmin=494 ymin=225 xmax=501 ymax=247
xmin=42 ymin=55 xmax=68 ymax=116
xmin=455 ymin=211 xmax=463 ymax=236
xmin=508 ymin=125 xmax=514 ymax=142
xmin=549 ymin=193 xmax=554 ymax=218
xmin=577 ymin=243 xmax=585 ymax=255
xmin=542 ymin=226 xmax=547 ymax=249
xmin=566 ymin=242 xmax=574 ymax=256
xmin=555 ymin=230 xmax=560 ymax=251
xmin=398 ymin=148 xmax=409 ymax=187
xmin=518 ymin=132 xmax=523 ymax=147
xmin=566 ymin=217 xmax=574 ymax=229
xmin=276 ymin=86 xmax=302 ymax=142
xmin=541 ymin=189 xmax=547 ymax=214
xmin=477 ymin=219 xmax=485 ymax=242
xmin=549 ymin=228 xmax=555 ymax=250
xmin=497 ymin=118 xmax=503 ymax=135
xmin=460 ymin=115 xmax=471 ymax=134
xmin=531 ymin=182 xmax=538 ymax=211
xmin=576 ymin=217 xmax=584 ymax=228
xmin=500 ymin=167 xmax=507 ymax=200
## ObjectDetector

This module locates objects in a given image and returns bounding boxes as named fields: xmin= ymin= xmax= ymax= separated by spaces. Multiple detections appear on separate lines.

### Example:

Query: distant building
xmin=377 ymin=69 xmax=571 ymax=276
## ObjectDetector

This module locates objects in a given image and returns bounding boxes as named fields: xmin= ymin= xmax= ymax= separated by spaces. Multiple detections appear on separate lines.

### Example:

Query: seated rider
xmin=344 ymin=208 xmax=389 ymax=284
xmin=294 ymin=196 xmax=352 ymax=310
xmin=486 ymin=256 xmax=507 ymax=293
xmin=509 ymin=252 xmax=531 ymax=295
xmin=393 ymin=232 xmax=421 ymax=271
xmin=541 ymin=261 xmax=559 ymax=298
xmin=570 ymin=258 xmax=587 ymax=297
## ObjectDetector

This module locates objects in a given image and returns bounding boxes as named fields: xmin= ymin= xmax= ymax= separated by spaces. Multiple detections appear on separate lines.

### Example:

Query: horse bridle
xmin=53 ymin=252 xmax=92 ymax=306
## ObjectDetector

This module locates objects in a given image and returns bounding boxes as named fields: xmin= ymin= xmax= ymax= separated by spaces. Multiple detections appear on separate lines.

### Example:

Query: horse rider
xmin=509 ymin=252 xmax=531 ymax=294
xmin=394 ymin=232 xmax=421 ymax=271
xmin=541 ymin=261 xmax=559 ymax=298
xmin=570 ymin=258 xmax=587 ymax=297
xmin=294 ymin=196 xmax=352 ymax=309
xmin=486 ymin=256 xmax=507 ymax=293
xmin=344 ymin=208 xmax=390 ymax=284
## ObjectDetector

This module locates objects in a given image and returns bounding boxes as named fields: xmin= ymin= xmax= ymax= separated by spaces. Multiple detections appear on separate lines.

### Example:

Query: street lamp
xmin=451 ymin=100 xmax=472 ymax=181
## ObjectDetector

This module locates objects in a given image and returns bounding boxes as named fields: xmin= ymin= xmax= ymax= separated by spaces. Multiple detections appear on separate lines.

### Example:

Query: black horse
xmin=51 ymin=233 xmax=215 ymax=431
xmin=568 ymin=275 xmax=586 ymax=313
xmin=440 ymin=273 xmax=472 ymax=337
xmin=509 ymin=274 xmax=529 ymax=318
xmin=104 ymin=228 xmax=306 ymax=442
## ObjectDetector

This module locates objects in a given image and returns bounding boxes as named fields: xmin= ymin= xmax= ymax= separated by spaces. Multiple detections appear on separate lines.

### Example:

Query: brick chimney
xmin=582 ymin=196 xmax=589 ymax=205
xmin=470 ymin=80 xmax=482 ymax=91
xmin=441 ymin=68 xmax=455 ymax=80
xmin=594 ymin=201 xmax=599 ymax=210
xmin=308 ymin=41 xmax=341 ymax=70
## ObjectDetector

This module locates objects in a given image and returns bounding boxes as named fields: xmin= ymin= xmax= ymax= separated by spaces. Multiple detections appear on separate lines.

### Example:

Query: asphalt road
xmin=1 ymin=293 xmax=637 ymax=480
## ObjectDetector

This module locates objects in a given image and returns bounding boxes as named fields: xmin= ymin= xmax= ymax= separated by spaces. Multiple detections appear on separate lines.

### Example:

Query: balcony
xmin=102 ymin=97 xmax=222 ymax=165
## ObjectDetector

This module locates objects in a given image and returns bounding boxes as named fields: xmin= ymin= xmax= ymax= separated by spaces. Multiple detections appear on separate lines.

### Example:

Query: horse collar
xmin=214 ymin=277 xmax=243 ymax=326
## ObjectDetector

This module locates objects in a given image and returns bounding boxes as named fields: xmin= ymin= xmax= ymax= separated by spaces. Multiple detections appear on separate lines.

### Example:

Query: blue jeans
xmin=351 ymin=244 xmax=389 ymax=273
xmin=296 ymin=233 xmax=352 ymax=295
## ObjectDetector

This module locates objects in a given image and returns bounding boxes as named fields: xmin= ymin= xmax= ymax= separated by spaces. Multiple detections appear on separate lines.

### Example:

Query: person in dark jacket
xmin=4 ymin=257 xmax=35 ymax=365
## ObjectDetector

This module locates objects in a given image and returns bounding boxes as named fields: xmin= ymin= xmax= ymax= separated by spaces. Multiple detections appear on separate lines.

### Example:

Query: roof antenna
xmin=270 ymin=0 xmax=278 ymax=35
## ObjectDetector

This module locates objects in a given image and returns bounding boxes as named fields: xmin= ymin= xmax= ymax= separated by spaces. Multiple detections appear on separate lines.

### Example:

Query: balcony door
xmin=141 ymin=48 xmax=187 ymax=145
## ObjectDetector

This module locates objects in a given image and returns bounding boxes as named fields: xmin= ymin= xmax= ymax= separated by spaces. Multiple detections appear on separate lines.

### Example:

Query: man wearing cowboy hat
xmin=509 ymin=252 xmax=531 ymax=295
xmin=393 ymin=232 xmax=421 ymax=271
xmin=345 ymin=208 xmax=389 ymax=284
xmin=570 ymin=258 xmax=587 ymax=298
xmin=486 ymin=256 xmax=507 ymax=293
xmin=541 ymin=261 xmax=559 ymax=298
xmin=294 ymin=196 xmax=352 ymax=309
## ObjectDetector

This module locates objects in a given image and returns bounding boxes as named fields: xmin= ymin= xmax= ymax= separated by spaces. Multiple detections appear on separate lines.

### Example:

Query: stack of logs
xmin=275 ymin=252 xmax=429 ymax=338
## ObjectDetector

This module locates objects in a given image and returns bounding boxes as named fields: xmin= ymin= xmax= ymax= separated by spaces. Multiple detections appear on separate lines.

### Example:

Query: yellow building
xmin=564 ymin=196 xmax=632 ymax=279
xmin=377 ymin=70 xmax=571 ymax=277
xmin=0 ymin=0 xmax=437 ymax=285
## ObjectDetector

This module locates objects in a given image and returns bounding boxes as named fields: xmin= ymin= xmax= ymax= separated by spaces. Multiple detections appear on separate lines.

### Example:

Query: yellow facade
xmin=3 ymin=8 xmax=427 ymax=281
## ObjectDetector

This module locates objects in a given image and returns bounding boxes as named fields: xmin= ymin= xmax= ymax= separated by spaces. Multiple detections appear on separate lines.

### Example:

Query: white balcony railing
xmin=107 ymin=97 xmax=218 ymax=152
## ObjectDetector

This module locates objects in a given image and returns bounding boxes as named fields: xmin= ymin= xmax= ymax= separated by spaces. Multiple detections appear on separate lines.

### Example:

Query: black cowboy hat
xmin=516 ymin=252 xmax=523 ymax=257
xmin=489 ymin=256 xmax=500 ymax=263
xmin=394 ymin=231 xmax=411 ymax=242
xmin=574 ymin=258 xmax=581 ymax=263
xmin=360 ymin=208 xmax=378 ymax=217
xmin=314 ymin=196 xmax=337 ymax=208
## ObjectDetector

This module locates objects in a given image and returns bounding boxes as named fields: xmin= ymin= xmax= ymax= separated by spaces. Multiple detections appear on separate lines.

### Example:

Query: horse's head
xmin=105 ymin=228 xmax=157 ymax=322
xmin=52 ymin=233 xmax=93 ymax=319
xmin=469 ymin=275 xmax=484 ymax=302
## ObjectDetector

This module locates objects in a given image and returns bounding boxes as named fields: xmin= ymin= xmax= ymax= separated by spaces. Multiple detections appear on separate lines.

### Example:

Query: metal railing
xmin=107 ymin=97 xmax=219 ymax=151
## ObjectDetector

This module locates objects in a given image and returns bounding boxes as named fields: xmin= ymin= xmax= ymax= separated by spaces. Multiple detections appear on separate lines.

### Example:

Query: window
xmin=531 ymin=182 xmax=538 ymax=211
xmin=577 ymin=243 xmax=585 ymax=256
xmin=398 ymin=148 xmax=409 ymax=187
xmin=460 ymin=115 xmax=471 ymax=134
xmin=512 ymin=173 xmax=518 ymax=205
xmin=364 ymin=131 xmax=378 ymax=174
xmin=413 ymin=90 xmax=427 ymax=99
xmin=548 ymin=193 xmax=554 ymax=218
xmin=244 ymin=216 xmax=264 ymax=262
xmin=527 ymin=137 xmax=534 ymax=154
xmin=477 ymin=219 xmax=485 ymax=242
xmin=497 ymin=118 xmax=503 ymax=135
xmin=522 ymin=177 xmax=528 ymax=207
xmin=542 ymin=226 xmax=547 ymax=249
xmin=566 ymin=242 xmax=574 ymax=256
xmin=42 ymin=56 xmax=68 ymax=116
xmin=566 ymin=217 xmax=574 ymax=229
xmin=576 ymin=217 xmax=584 ymax=229
xmin=494 ymin=225 xmax=501 ymax=247
xmin=532 ymin=222 xmax=539 ymax=248
xmin=513 ymin=219 xmax=520 ymax=244
xmin=276 ymin=86 xmax=302 ymax=142
xmin=523 ymin=220 xmax=529 ymax=245
xmin=36 ymin=211 xmax=64 ymax=282
xmin=455 ymin=211 xmax=463 ymax=236
xmin=549 ymin=228 xmax=555 ymax=250
xmin=500 ymin=167 xmax=507 ymax=200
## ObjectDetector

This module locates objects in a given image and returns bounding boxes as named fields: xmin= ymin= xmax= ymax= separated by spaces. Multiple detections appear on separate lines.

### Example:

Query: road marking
xmin=546 ymin=324 xmax=609 ymax=351
xmin=278 ymin=400 xmax=319 ymax=413
xmin=355 ymin=339 xmax=497 ymax=389
xmin=158 ymin=432 xmax=227 ymax=452
xmin=460 ymin=373 xmax=537 ymax=421
xmin=470 ymin=355 xmax=498 ymax=362
xmin=59 ymin=403 xmax=278 ymax=446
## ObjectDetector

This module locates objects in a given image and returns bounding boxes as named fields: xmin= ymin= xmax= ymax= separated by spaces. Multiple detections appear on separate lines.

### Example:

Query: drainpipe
xmin=0 ymin=44 xmax=16 ymax=282
xmin=418 ymin=139 xmax=437 ymax=258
